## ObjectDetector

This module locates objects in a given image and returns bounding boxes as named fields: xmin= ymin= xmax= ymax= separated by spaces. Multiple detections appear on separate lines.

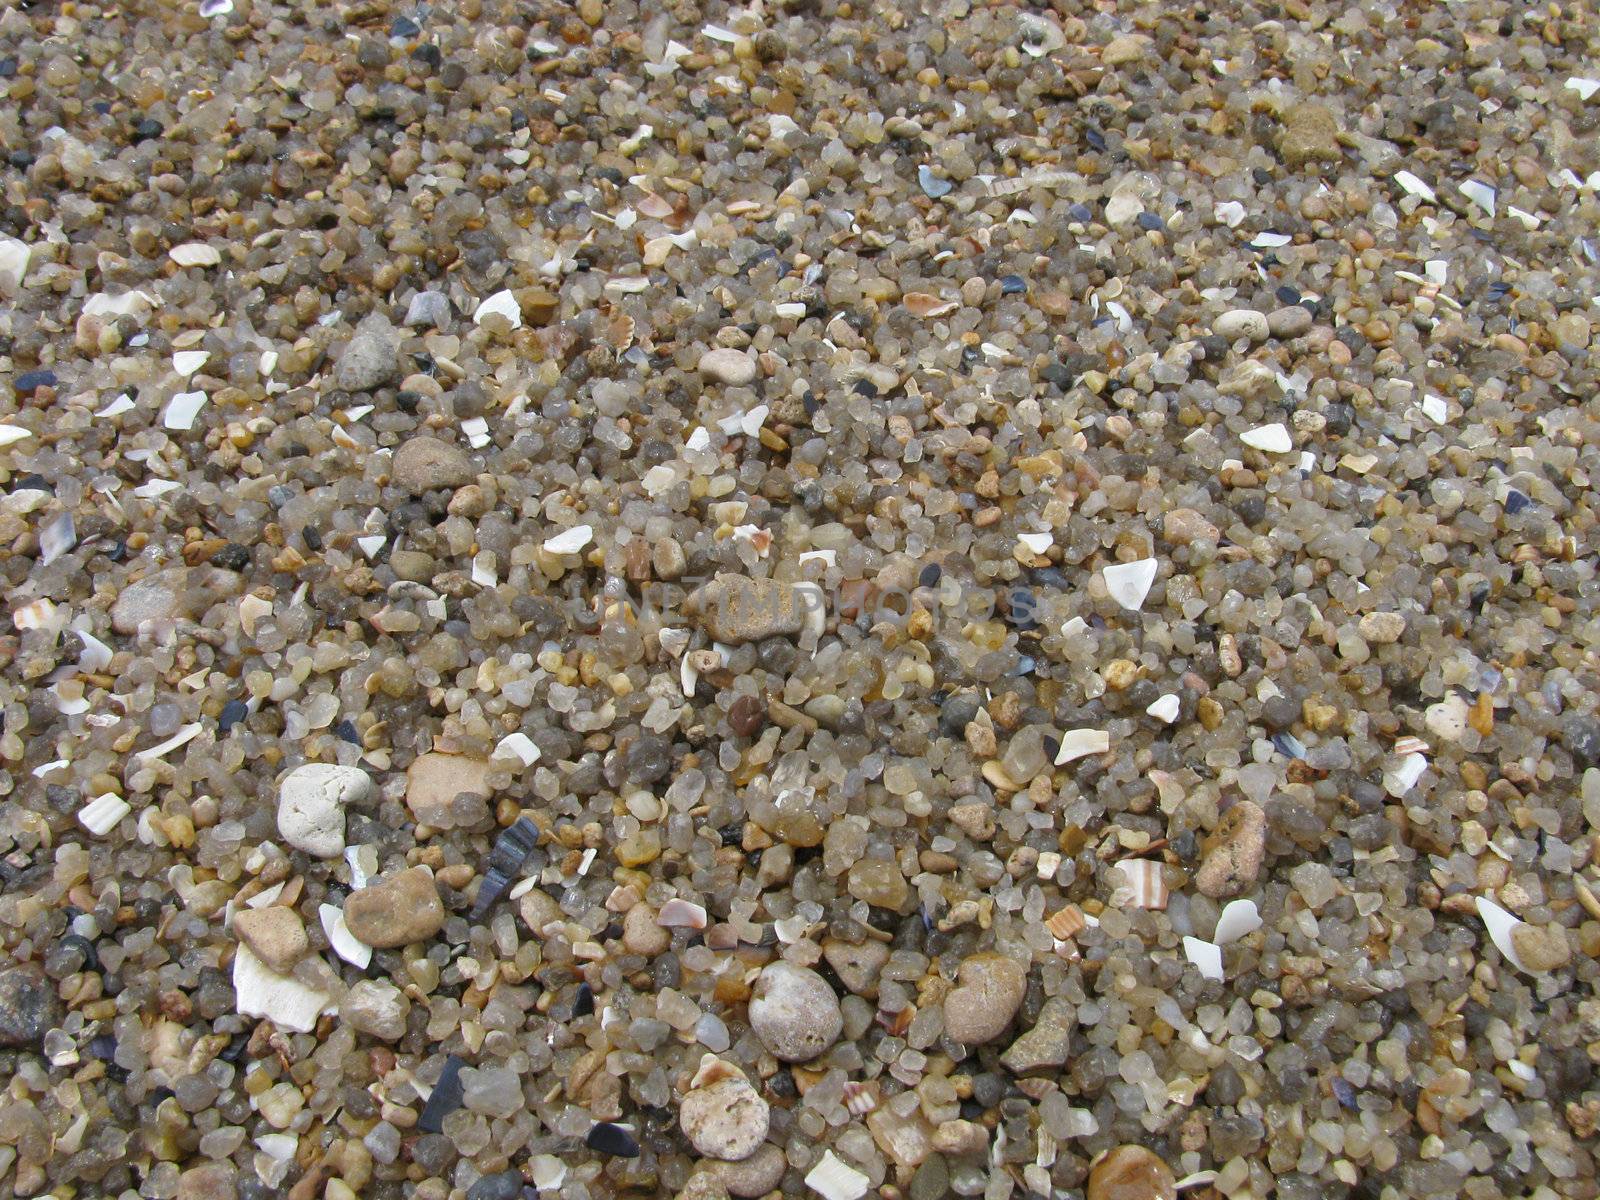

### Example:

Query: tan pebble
xmin=232 ymin=906 xmax=308 ymax=975
xmin=1510 ymin=923 xmax=1572 ymax=972
xmin=623 ymin=904 xmax=671 ymax=956
xmin=1087 ymin=1144 xmax=1177 ymax=1200
xmin=343 ymin=867 xmax=445 ymax=948
xmin=943 ymin=953 xmax=1026 ymax=1045
xmin=1194 ymin=800 xmax=1266 ymax=898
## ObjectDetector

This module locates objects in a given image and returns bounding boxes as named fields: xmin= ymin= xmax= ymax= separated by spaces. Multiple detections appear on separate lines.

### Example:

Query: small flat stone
xmin=698 ymin=347 xmax=758 ymax=386
xmin=276 ymin=763 xmax=373 ymax=858
xmin=334 ymin=312 xmax=400 ymax=392
xmin=1194 ymin=800 xmax=1267 ymax=898
xmin=1510 ymin=923 xmax=1572 ymax=973
xmin=686 ymin=574 xmax=810 ymax=643
xmin=822 ymin=938 xmax=889 ymax=998
xmin=406 ymin=752 xmax=494 ymax=830
xmin=1266 ymin=305 xmax=1314 ymax=338
xmin=1087 ymin=1145 xmax=1177 ymax=1200
xmin=1277 ymin=103 xmax=1343 ymax=169
xmin=943 ymin=953 xmax=1027 ymax=1045
xmin=232 ymin=906 xmax=308 ymax=974
xmin=0 ymin=965 xmax=62 ymax=1047
xmin=999 ymin=996 xmax=1075 ymax=1074
xmin=710 ymin=1143 xmax=787 ymax=1198
xmin=343 ymin=867 xmax=445 ymax=948
xmin=392 ymin=435 xmax=474 ymax=494
xmin=680 ymin=1074 xmax=770 ymax=1160
xmin=846 ymin=859 xmax=909 ymax=910
xmin=1214 ymin=309 xmax=1269 ymax=343
xmin=749 ymin=960 xmax=844 ymax=1062
xmin=111 ymin=567 xmax=241 ymax=635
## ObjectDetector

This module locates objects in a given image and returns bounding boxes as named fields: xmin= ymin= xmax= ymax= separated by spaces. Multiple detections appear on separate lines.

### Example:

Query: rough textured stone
xmin=1194 ymin=800 xmax=1267 ymax=898
xmin=748 ymin=961 xmax=843 ymax=1062
xmin=392 ymin=435 xmax=474 ymax=494
xmin=111 ymin=567 xmax=241 ymax=635
xmin=943 ymin=953 xmax=1027 ymax=1045
xmin=686 ymin=574 xmax=811 ymax=643
xmin=999 ymin=996 xmax=1075 ymax=1074
xmin=276 ymin=763 xmax=373 ymax=858
xmin=1277 ymin=103 xmax=1343 ymax=168
xmin=680 ymin=1074 xmax=770 ymax=1161
xmin=334 ymin=312 xmax=399 ymax=391
xmin=405 ymin=751 xmax=494 ymax=829
xmin=1087 ymin=1145 xmax=1177 ymax=1200
xmin=343 ymin=867 xmax=445 ymax=947
xmin=341 ymin=979 xmax=409 ymax=1041
xmin=0 ymin=966 xmax=61 ymax=1047
xmin=232 ymin=906 xmax=308 ymax=974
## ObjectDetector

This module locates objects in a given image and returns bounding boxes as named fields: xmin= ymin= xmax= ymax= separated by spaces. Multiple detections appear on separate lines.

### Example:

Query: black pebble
xmin=12 ymin=474 xmax=50 ymax=494
xmin=1085 ymin=127 xmax=1107 ymax=151
xmin=131 ymin=118 xmax=163 ymax=142
xmin=1039 ymin=363 xmax=1074 ymax=391
xmin=1275 ymin=285 xmax=1302 ymax=305
xmin=852 ymin=379 xmax=878 ymax=398
xmin=412 ymin=42 xmax=442 ymax=67
xmin=1068 ymin=202 xmax=1094 ymax=223
xmin=918 ymin=562 xmax=941 ymax=587
xmin=1503 ymin=489 xmax=1531 ymax=515
xmin=998 ymin=274 xmax=1026 ymax=295
xmin=334 ymin=719 xmax=360 ymax=744
xmin=0 ymin=59 xmax=16 ymax=79
xmin=391 ymin=14 xmax=421 ymax=36
xmin=14 ymin=370 xmax=56 ymax=394
xmin=585 ymin=1122 xmax=640 ymax=1158
xmin=301 ymin=527 xmax=324 ymax=552
xmin=1136 ymin=211 xmax=1166 ymax=232
xmin=210 ymin=543 xmax=251 ymax=570
xmin=218 ymin=699 xmax=248 ymax=734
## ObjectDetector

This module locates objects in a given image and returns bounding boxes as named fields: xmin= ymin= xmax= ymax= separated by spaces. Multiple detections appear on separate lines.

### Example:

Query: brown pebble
xmin=1194 ymin=800 xmax=1266 ymax=898
xmin=729 ymin=694 xmax=766 ymax=736
xmin=343 ymin=867 xmax=446 ymax=948
xmin=1087 ymin=1145 xmax=1177 ymax=1200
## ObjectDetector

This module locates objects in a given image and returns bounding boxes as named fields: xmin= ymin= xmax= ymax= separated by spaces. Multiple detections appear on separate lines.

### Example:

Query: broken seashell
xmin=1183 ymin=935 xmax=1224 ymax=982
xmin=1213 ymin=898 xmax=1261 ymax=945
xmin=841 ymin=1080 xmax=879 ymax=1116
xmin=543 ymin=525 xmax=593 ymax=555
xmin=904 ymin=292 xmax=960 ymax=318
xmin=1103 ymin=558 xmax=1158 ymax=611
xmin=805 ymin=1151 xmax=871 ymax=1200
xmin=1045 ymin=904 xmax=1086 ymax=940
xmin=656 ymin=898 xmax=708 ymax=929
xmin=1055 ymin=727 xmax=1111 ymax=765
xmin=690 ymin=1053 xmax=743 ymax=1089
xmin=1113 ymin=858 xmax=1168 ymax=910
xmin=1018 ymin=11 xmax=1066 ymax=56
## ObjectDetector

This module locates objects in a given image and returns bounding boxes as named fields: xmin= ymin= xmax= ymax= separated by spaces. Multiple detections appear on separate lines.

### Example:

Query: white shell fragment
xmin=1214 ymin=899 xmax=1262 ymax=945
xmin=473 ymin=289 xmax=523 ymax=328
xmin=1457 ymin=179 xmax=1496 ymax=217
xmin=1055 ymin=727 xmax=1110 ymax=765
xmin=277 ymin=763 xmax=374 ymax=858
xmin=172 ymin=350 xmax=210 ymax=377
xmin=1421 ymin=394 xmax=1449 ymax=424
xmin=493 ymin=731 xmax=542 ymax=767
xmin=79 ymin=793 xmax=131 ymax=836
xmin=1476 ymin=896 xmax=1532 ymax=973
xmin=1214 ymin=201 xmax=1246 ymax=228
xmin=135 ymin=723 xmax=202 ymax=762
xmin=40 ymin=512 xmax=76 ymax=566
xmin=169 ymin=243 xmax=221 ymax=267
xmin=0 ymin=236 xmax=30 ymax=295
xmin=805 ymin=1151 xmax=871 ymax=1200
xmin=198 ymin=0 xmax=233 ymax=16
xmin=163 ymin=390 xmax=208 ymax=431
xmin=1240 ymin=422 xmax=1293 ymax=453
xmin=656 ymin=898 xmax=708 ymax=929
xmin=543 ymin=525 xmax=593 ymax=555
xmin=1566 ymin=77 xmax=1599 ymax=101
xmin=320 ymin=903 xmax=373 ymax=969
xmin=1017 ymin=532 xmax=1054 ymax=555
xmin=1113 ymin=859 xmax=1168 ymax=911
xmin=1183 ymin=935 xmax=1225 ymax=982
xmin=0 ymin=425 xmax=35 ymax=447
xmin=1103 ymin=558 xmax=1158 ymax=611
xmin=232 ymin=944 xmax=331 ymax=1033
xmin=1146 ymin=694 xmax=1180 ymax=724
xmin=1393 ymin=170 xmax=1437 ymax=202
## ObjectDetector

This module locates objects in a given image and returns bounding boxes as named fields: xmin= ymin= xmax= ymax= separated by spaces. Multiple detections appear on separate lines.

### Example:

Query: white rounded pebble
xmin=1145 ymin=694 xmax=1180 ymax=724
xmin=698 ymin=347 xmax=758 ymax=386
xmin=1240 ymin=423 xmax=1293 ymax=453
xmin=679 ymin=1072 xmax=770 ymax=1161
xmin=276 ymin=763 xmax=374 ymax=858
xmin=1213 ymin=309 xmax=1269 ymax=342
xmin=1103 ymin=558 xmax=1158 ymax=611
xmin=748 ymin=960 xmax=843 ymax=1062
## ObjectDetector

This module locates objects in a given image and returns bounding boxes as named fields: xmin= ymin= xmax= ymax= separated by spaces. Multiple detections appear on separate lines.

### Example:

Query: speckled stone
xmin=679 ymin=1075 xmax=770 ymax=1160
xmin=943 ymin=953 xmax=1027 ymax=1045
xmin=748 ymin=961 xmax=843 ymax=1062
xmin=1194 ymin=800 xmax=1267 ymax=898
xmin=343 ymin=867 xmax=445 ymax=948
xmin=391 ymin=435 xmax=474 ymax=493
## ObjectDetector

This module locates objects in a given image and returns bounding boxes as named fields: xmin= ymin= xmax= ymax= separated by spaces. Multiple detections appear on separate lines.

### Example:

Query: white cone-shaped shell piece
xmin=1476 ymin=896 xmax=1531 ymax=972
xmin=1214 ymin=899 xmax=1262 ymax=945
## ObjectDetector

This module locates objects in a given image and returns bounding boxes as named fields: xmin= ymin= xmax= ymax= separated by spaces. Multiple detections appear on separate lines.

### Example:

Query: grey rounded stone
xmin=748 ymin=961 xmax=843 ymax=1062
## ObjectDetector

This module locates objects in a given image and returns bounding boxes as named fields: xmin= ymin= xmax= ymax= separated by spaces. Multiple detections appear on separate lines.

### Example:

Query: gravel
xmin=2 ymin=0 xmax=1599 ymax=1198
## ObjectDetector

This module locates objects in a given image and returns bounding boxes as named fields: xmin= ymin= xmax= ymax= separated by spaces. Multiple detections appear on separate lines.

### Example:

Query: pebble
xmin=686 ymin=574 xmax=810 ymax=643
xmin=1087 ymin=1145 xmax=1177 ymax=1200
xmin=111 ymin=567 xmax=241 ymax=635
xmin=623 ymin=904 xmax=672 ymax=956
xmin=1510 ymin=923 xmax=1572 ymax=973
xmin=822 ymin=937 xmax=889 ymax=998
xmin=943 ymin=953 xmax=1027 ymax=1045
xmin=343 ymin=867 xmax=446 ymax=948
xmin=1213 ymin=309 xmax=1269 ymax=343
xmin=1101 ymin=34 xmax=1152 ymax=66
xmin=1277 ymin=102 xmax=1343 ymax=169
xmin=391 ymin=435 xmax=475 ymax=494
xmin=340 ymin=979 xmax=409 ymax=1041
xmin=1194 ymin=800 xmax=1267 ymax=898
xmin=748 ymin=961 xmax=844 ymax=1061
xmin=276 ymin=763 xmax=374 ymax=858
xmin=405 ymin=752 xmax=494 ymax=829
xmin=231 ymin=906 xmax=308 ymax=974
xmin=1357 ymin=611 xmax=1407 ymax=644
xmin=1266 ymin=305 xmax=1314 ymax=338
xmin=333 ymin=312 xmax=400 ymax=392
xmin=698 ymin=347 xmax=758 ymax=386
xmin=999 ymin=996 xmax=1075 ymax=1074
xmin=0 ymin=965 xmax=62 ymax=1047
xmin=709 ymin=1143 xmax=787 ymax=1197
xmin=679 ymin=1069 xmax=770 ymax=1160
xmin=1162 ymin=507 xmax=1220 ymax=544
xmin=846 ymin=859 xmax=909 ymax=910
xmin=177 ymin=1164 xmax=237 ymax=1200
